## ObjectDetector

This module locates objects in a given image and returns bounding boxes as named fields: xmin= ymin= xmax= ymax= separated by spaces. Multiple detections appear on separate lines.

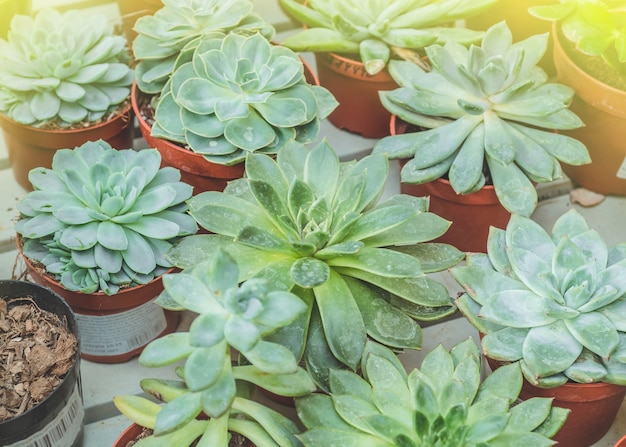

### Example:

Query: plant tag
xmin=6 ymin=383 xmax=84 ymax=447
xmin=616 ymin=157 xmax=626 ymax=179
xmin=76 ymin=299 xmax=168 ymax=356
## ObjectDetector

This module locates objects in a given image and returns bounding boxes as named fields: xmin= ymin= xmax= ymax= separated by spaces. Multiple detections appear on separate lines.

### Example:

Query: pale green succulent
xmin=373 ymin=21 xmax=590 ymax=217
xmin=529 ymin=0 xmax=626 ymax=73
xmin=114 ymin=249 xmax=315 ymax=447
xmin=15 ymin=140 xmax=198 ymax=295
xmin=151 ymin=32 xmax=338 ymax=166
xmin=133 ymin=0 xmax=275 ymax=94
xmin=0 ymin=8 xmax=134 ymax=127
xmin=279 ymin=0 xmax=496 ymax=75
xmin=452 ymin=209 xmax=626 ymax=388
xmin=165 ymin=140 xmax=464 ymax=389
xmin=296 ymin=338 xmax=568 ymax=447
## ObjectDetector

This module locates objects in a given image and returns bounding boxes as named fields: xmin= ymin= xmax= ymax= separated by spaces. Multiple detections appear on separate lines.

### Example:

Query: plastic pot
xmin=0 ymin=102 xmax=134 ymax=191
xmin=314 ymin=51 xmax=397 ymax=139
xmin=0 ymin=280 xmax=83 ymax=447
xmin=21 ymin=251 xmax=179 ymax=364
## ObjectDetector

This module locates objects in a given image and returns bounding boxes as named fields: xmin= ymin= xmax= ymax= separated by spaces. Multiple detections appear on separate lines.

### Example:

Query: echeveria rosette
xmin=451 ymin=209 xmax=626 ymax=388
xmin=529 ymin=0 xmax=626 ymax=73
xmin=114 ymin=249 xmax=315 ymax=447
xmin=133 ymin=0 xmax=275 ymax=94
xmin=0 ymin=8 xmax=134 ymax=127
xmin=279 ymin=0 xmax=496 ymax=75
xmin=373 ymin=21 xmax=590 ymax=217
xmin=15 ymin=140 xmax=198 ymax=295
xmin=165 ymin=140 xmax=464 ymax=389
xmin=151 ymin=32 xmax=338 ymax=166
xmin=296 ymin=339 xmax=568 ymax=446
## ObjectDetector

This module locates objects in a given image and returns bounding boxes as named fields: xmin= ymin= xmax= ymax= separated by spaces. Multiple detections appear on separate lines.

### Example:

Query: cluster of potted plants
xmin=2 ymin=0 xmax=626 ymax=446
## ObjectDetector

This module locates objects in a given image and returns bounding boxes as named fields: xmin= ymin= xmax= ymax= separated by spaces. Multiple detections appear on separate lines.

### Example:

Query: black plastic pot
xmin=0 ymin=280 xmax=84 ymax=447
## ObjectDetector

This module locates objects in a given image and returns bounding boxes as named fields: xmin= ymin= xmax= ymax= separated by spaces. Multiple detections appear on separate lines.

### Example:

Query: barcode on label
xmin=126 ymin=320 xmax=170 ymax=350
xmin=6 ymin=384 xmax=84 ymax=447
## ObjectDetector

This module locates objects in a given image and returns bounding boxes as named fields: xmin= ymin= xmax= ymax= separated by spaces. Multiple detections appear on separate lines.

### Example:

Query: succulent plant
xmin=114 ymin=248 xmax=316 ymax=447
xmin=15 ymin=140 xmax=198 ymax=295
xmin=296 ymin=338 xmax=569 ymax=446
xmin=133 ymin=0 xmax=275 ymax=94
xmin=279 ymin=0 xmax=496 ymax=75
xmin=451 ymin=209 xmax=626 ymax=388
xmin=165 ymin=139 xmax=464 ymax=389
xmin=0 ymin=8 xmax=134 ymax=127
xmin=151 ymin=32 xmax=338 ymax=166
xmin=529 ymin=0 xmax=626 ymax=73
xmin=373 ymin=21 xmax=591 ymax=217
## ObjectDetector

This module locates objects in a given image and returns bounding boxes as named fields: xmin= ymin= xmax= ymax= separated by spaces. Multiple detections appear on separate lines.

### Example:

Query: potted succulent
xmin=0 ymin=7 xmax=135 ymax=190
xmin=372 ymin=21 xmax=591 ymax=252
xmin=278 ymin=0 xmax=497 ymax=138
xmin=0 ymin=280 xmax=83 ymax=447
xmin=296 ymin=338 xmax=568 ymax=446
xmin=529 ymin=0 xmax=626 ymax=195
xmin=451 ymin=209 xmax=626 ymax=447
xmin=134 ymin=29 xmax=337 ymax=193
xmin=113 ymin=248 xmax=316 ymax=446
xmin=15 ymin=139 xmax=198 ymax=363
xmin=165 ymin=139 xmax=465 ymax=389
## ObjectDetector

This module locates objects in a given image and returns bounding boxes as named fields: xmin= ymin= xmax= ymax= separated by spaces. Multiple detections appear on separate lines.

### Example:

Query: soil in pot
xmin=1 ymin=101 xmax=134 ymax=191
xmin=0 ymin=280 xmax=83 ymax=447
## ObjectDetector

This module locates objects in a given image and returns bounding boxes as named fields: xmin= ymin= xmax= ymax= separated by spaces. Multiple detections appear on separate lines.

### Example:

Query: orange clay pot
xmin=314 ymin=51 xmax=398 ymax=139
xmin=552 ymin=24 xmax=626 ymax=195
xmin=22 ymin=250 xmax=179 ymax=364
xmin=0 ymin=102 xmax=134 ymax=191
xmin=391 ymin=115 xmax=510 ymax=253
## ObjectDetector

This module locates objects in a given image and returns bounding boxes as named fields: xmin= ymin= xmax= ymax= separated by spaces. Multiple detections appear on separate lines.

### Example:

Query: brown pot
xmin=22 ymin=251 xmax=179 ymax=364
xmin=0 ymin=102 xmax=134 ymax=191
xmin=552 ymin=24 xmax=626 ymax=195
xmin=391 ymin=116 xmax=510 ymax=253
xmin=519 ymin=380 xmax=626 ymax=447
xmin=116 ymin=0 xmax=162 ymax=43
xmin=314 ymin=51 xmax=398 ymax=139
xmin=114 ymin=423 xmax=256 ymax=446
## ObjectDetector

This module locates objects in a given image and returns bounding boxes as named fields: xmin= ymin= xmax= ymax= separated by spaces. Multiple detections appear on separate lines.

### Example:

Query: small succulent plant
xmin=296 ymin=338 xmax=569 ymax=446
xmin=279 ymin=0 xmax=496 ymax=75
xmin=114 ymin=248 xmax=315 ymax=447
xmin=151 ymin=32 xmax=338 ymax=165
xmin=165 ymin=140 xmax=464 ymax=389
xmin=452 ymin=209 xmax=626 ymax=388
xmin=0 ymin=8 xmax=134 ymax=127
xmin=373 ymin=21 xmax=590 ymax=216
xmin=15 ymin=140 xmax=198 ymax=295
xmin=529 ymin=0 xmax=626 ymax=73
xmin=133 ymin=0 xmax=275 ymax=94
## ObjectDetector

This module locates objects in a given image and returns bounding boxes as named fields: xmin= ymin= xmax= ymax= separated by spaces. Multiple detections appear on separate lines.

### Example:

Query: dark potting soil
xmin=0 ymin=298 xmax=78 ymax=422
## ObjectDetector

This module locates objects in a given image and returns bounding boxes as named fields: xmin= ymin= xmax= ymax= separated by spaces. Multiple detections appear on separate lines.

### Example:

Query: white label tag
xmin=6 ymin=383 xmax=84 ymax=447
xmin=76 ymin=299 xmax=168 ymax=356
xmin=617 ymin=157 xmax=626 ymax=179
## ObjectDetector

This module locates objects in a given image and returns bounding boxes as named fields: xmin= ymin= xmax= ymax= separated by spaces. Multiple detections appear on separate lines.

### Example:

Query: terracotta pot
xmin=391 ymin=116 xmax=510 ymax=253
xmin=464 ymin=0 xmax=555 ymax=76
xmin=552 ymin=24 xmax=626 ymax=195
xmin=21 ymin=251 xmax=179 ymax=364
xmin=616 ymin=434 xmax=626 ymax=447
xmin=0 ymin=102 xmax=134 ymax=191
xmin=114 ymin=423 xmax=256 ymax=446
xmin=314 ymin=51 xmax=398 ymax=139
xmin=116 ymin=0 xmax=162 ymax=42
xmin=519 ymin=380 xmax=626 ymax=447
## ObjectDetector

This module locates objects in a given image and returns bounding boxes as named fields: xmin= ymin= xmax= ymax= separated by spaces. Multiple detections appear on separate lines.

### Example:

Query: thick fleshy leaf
xmin=139 ymin=333 xmax=194 ymax=367
xmin=522 ymin=321 xmax=583 ymax=379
